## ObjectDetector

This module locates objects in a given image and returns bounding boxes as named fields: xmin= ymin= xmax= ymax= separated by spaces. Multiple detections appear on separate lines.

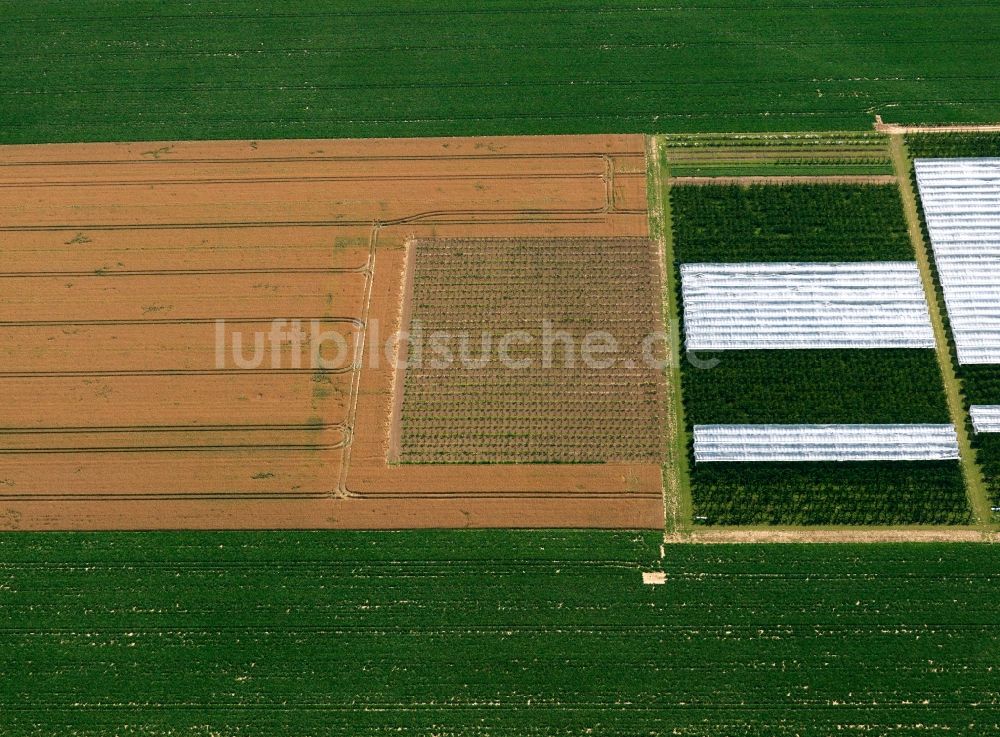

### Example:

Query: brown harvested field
xmin=0 ymin=134 xmax=664 ymax=530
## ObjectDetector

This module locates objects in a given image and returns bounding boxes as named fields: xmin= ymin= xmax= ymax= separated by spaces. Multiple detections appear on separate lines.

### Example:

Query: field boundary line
xmin=0 ymin=152 xmax=641 ymax=168
xmin=645 ymin=135 xmax=674 ymax=535
xmin=385 ymin=238 xmax=416 ymax=465
xmin=671 ymin=175 xmax=897 ymax=186
xmin=889 ymin=133 xmax=993 ymax=527
xmin=649 ymin=135 xmax=692 ymax=535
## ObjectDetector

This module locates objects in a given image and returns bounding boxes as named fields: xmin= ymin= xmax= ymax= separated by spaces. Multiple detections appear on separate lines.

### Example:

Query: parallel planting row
xmin=666 ymin=131 xmax=893 ymax=177
xmin=671 ymin=184 xmax=969 ymax=525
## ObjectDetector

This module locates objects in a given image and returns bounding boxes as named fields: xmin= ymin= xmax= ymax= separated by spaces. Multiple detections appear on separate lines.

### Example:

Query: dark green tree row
xmin=690 ymin=462 xmax=970 ymax=525
xmin=907 ymin=133 xmax=1000 ymax=159
xmin=958 ymin=365 xmax=1000 ymax=406
xmin=970 ymin=433 xmax=1000 ymax=506
xmin=680 ymin=347 xmax=969 ymax=525
xmin=683 ymin=349 xmax=950 ymax=425
xmin=951 ymin=366 xmax=1000 ymax=507
xmin=671 ymin=184 xmax=913 ymax=263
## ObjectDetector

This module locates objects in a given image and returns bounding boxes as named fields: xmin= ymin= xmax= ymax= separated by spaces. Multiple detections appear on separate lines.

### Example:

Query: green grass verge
xmin=3 ymin=1 xmax=1000 ymax=143
xmin=655 ymin=140 xmax=694 ymax=532
xmin=671 ymin=184 xmax=913 ymax=263
xmin=2 ymin=532 xmax=999 ymax=735
xmin=683 ymin=350 xmax=951 ymax=425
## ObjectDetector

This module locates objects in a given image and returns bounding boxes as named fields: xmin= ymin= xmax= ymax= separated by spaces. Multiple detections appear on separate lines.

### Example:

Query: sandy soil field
xmin=0 ymin=134 xmax=663 ymax=529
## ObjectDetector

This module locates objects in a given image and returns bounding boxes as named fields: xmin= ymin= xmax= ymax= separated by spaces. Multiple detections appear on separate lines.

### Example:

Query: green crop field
xmin=2 ymin=0 xmax=1000 ymax=143
xmin=1 ymin=531 xmax=998 ymax=736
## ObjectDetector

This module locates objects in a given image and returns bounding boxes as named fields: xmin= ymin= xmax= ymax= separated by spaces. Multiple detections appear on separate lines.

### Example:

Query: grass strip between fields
xmin=650 ymin=135 xmax=693 ymax=534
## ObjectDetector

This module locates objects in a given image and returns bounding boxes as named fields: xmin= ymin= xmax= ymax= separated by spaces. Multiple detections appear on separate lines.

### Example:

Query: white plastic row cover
xmin=681 ymin=262 xmax=935 ymax=351
xmin=693 ymin=424 xmax=960 ymax=462
xmin=970 ymin=405 xmax=1000 ymax=433
xmin=914 ymin=158 xmax=1000 ymax=364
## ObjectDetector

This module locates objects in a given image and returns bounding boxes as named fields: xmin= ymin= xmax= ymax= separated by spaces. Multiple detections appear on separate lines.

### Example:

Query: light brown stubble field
xmin=0 ymin=135 xmax=665 ymax=530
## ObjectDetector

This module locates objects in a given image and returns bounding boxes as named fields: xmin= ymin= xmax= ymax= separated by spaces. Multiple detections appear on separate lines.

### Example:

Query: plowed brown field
xmin=0 ymin=135 xmax=663 ymax=530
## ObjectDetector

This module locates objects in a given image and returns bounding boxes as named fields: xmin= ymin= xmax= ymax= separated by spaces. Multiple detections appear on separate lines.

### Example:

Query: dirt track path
xmin=667 ymin=528 xmax=996 ymax=544
xmin=649 ymin=136 xmax=692 ymax=536
xmin=875 ymin=117 xmax=1000 ymax=135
